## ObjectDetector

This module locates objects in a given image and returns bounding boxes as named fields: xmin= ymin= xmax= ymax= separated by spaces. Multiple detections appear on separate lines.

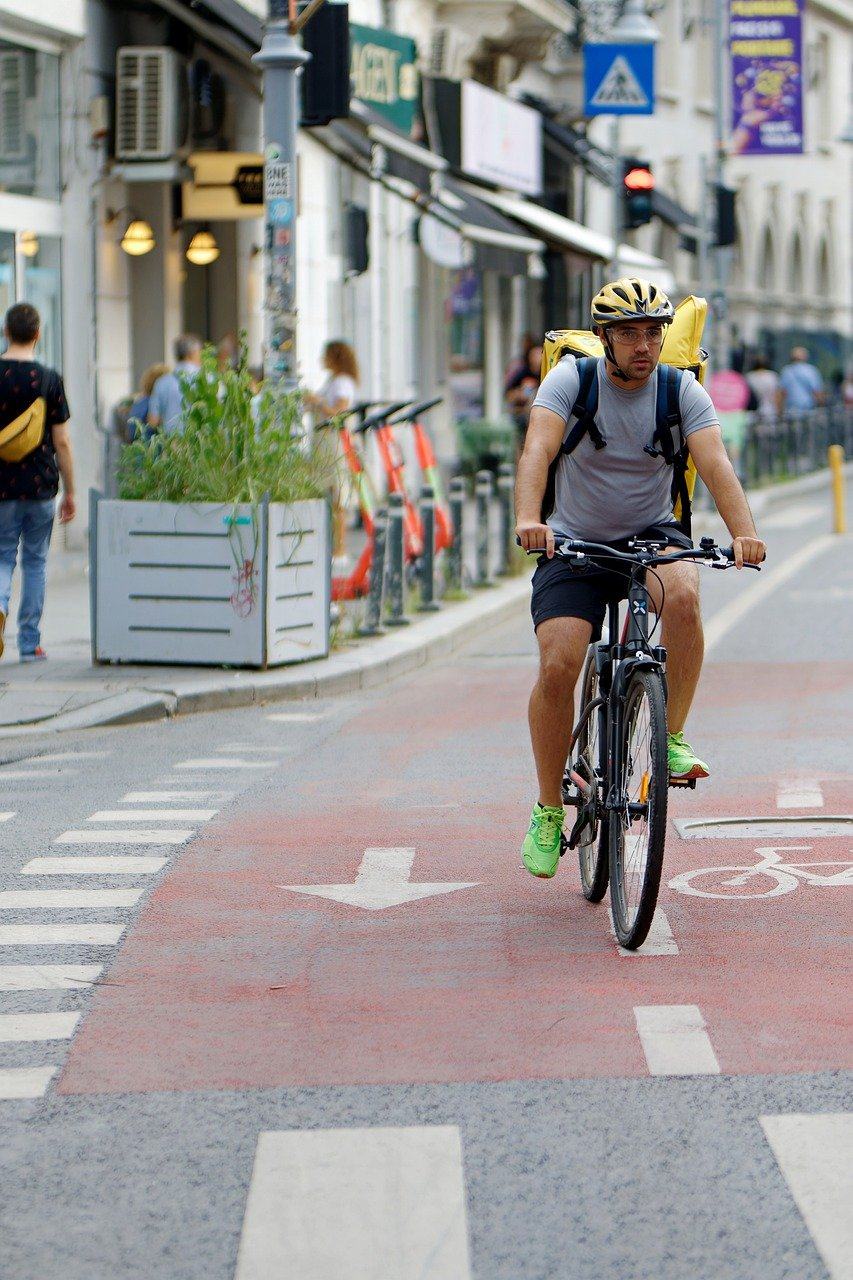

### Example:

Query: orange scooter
xmin=386 ymin=398 xmax=451 ymax=553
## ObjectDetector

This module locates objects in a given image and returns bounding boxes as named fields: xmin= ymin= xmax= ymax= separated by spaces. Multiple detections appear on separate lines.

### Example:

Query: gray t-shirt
xmin=533 ymin=356 xmax=718 ymax=541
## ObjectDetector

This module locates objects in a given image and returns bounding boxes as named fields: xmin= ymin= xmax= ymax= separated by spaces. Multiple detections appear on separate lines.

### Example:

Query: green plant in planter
xmin=118 ymin=343 xmax=333 ymax=505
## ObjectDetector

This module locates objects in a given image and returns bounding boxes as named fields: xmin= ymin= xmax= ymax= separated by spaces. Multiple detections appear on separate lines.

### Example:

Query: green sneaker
xmin=667 ymin=731 xmax=709 ymax=780
xmin=522 ymin=803 xmax=564 ymax=879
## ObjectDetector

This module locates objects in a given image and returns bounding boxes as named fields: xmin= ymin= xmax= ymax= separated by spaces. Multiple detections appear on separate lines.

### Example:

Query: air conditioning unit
xmin=115 ymin=47 xmax=188 ymax=161
xmin=429 ymin=27 xmax=473 ymax=81
xmin=0 ymin=51 xmax=28 ymax=162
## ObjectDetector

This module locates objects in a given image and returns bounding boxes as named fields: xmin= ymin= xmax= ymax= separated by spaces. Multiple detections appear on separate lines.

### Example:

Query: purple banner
xmin=729 ymin=0 xmax=803 ymax=156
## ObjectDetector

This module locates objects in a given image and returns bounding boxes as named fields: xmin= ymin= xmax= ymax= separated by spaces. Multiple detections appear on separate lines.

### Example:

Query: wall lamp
xmin=105 ymin=208 xmax=156 ymax=257
xmin=186 ymin=227 xmax=220 ymax=266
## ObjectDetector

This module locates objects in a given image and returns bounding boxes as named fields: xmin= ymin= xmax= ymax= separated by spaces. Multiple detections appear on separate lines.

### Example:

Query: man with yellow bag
xmin=515 ymin=278 xmax=766 ymax=879
xmin=0 ymin=303 xmax=75 ymax=662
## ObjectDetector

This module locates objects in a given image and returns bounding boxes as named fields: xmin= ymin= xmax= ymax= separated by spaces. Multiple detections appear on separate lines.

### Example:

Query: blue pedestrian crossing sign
xmin=584 ymin=43 xmax=655 ymax=116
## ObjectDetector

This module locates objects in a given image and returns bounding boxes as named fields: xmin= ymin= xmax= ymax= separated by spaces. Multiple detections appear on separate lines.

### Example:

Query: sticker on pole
xmin=265 ymin=162 xmax=292 ymax=201
xmin=584 ymin=43 xmax=655 ymax=116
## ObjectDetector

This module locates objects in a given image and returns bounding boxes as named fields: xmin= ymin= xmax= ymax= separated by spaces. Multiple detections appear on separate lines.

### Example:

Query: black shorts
xmin=530 ymin=520 xmax=693 ymax=639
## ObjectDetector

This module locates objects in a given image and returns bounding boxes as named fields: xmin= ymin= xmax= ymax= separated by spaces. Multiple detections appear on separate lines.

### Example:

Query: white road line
xmin=0 ymin=769 xmax=77 ymax=779
xmin=760 ymin=503 xmax=823 ymax=530
xmin=0 ymin=964 xmax=103 ymax=990
xmin=55 ymin=829 xmax=194 ymax=845
xmin=0 ymin=811 xmax=16 ymax=821
xmin=0 ymin=889 xmax=143 ymax=909
xmin=611 ymin=909 xmax=679 ymax=956
xmin=174 ymin=758 xmax=275 ymax=770
xmin=87 ymin=809 xmax=217 ymax=823
xmin=776 ymin=781 xmax=825 ymax=809
xmin=266 ymin=712 xmax=330 ymax=723
xmin=704 ymin=535 xmax=834 ymax=654
xmin=21 ymin=856 xmax=167 ymax=876
xmin=214 ymin=744 xmax=285 ymax=754
xmin=634 ymin=1004 xmax=721 ymax=1076
xmin=0 ymin=923 xmax=124 ymax=946
xmin=675 ymin=816 xmax=851 ymax=839
xmin=235 ymin=1126 xmax=472 ymax=1280
xmin=0 ymin=1012 xmax=80 ymax=1042
xmin=28 ymin=751 xmax=109 ymax=762
xmin=761 ymin=1114 xmax=853 ymax=1280
xmin=0 ymin=1066 xmax=56 ymax=1099
xmin=122 ymin=791 xmax=218 ymax=802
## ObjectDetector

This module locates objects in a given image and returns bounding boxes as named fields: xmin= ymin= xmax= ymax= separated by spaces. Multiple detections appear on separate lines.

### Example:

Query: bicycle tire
xmin=574 ymin=649 xmax=609 ymax=902
xmin=609 ymin=668 xmax=669 ymax=949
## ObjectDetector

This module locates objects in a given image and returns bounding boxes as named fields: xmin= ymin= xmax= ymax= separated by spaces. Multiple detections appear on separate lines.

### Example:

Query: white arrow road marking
xmin=283 ymin=847 xmax=479 ymax=911
xmin=610 ymin=908 xmax=679 ymax=955
xmin=0 ymin=1067 xmax=56 ymax=1099
xmin=20 ymin=856 xmax=167 ymax=876
xmin=761 ymin=1114 xmax=853 ymax=1280
xmin=634 ymin=1004 xmax=721 ymax=1075
xmin=776 ymin=781 xmax=824 ymax=809
xmin=0 ymin=1012 xmax=80 ymax=1042
xmin=235 ymin=1126 xmax=472 ymax=1280
xmin=0 ymin=965 xmax=103 ymax=990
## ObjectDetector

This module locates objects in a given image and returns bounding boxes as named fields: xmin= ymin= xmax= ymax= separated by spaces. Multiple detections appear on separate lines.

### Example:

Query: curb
xmin=0 ymin=574 xmax=533 ymax=741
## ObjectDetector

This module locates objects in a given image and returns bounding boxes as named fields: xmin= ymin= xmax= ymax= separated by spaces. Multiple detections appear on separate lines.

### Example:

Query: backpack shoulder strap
xmin=560 ymin=356 xmax=606 ymax=455
xmin=650 ymin=364 xmax=694 ymax=537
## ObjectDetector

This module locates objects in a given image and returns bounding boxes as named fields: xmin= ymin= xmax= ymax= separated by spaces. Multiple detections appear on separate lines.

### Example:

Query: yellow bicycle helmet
xmin=591 ymin=277 xmax=674 ymax=327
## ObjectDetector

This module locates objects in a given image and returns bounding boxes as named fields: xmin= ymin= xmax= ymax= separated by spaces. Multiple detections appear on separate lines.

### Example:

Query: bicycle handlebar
xmin=517 ymin=535 xmax=762 ymax=570
xmin=387 ymin=396 xmax=444 ymax=426
xmin=354 ymin=400 xmax=412 ymax=434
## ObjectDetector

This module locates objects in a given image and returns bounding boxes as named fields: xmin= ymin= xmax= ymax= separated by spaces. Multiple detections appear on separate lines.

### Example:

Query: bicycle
xmin=669 ymin=845 xmax=853 ymax=898
xmin=523 ymin=534 xmax=760 ymax=949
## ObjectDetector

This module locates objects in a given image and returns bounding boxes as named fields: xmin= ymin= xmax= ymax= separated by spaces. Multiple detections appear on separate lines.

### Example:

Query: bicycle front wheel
xmin=574 ymin=649 xmax=609 ymax=902
xmin=609 ymin=669 xmax=669 ymax=949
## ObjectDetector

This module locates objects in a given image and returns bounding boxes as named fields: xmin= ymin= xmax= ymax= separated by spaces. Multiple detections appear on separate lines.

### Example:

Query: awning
xmin=432 ymin=179 xmax=544 ymax=275
xmin=455 ymin=181 xmax=676 ymax=293
xmin=349 ymin=100 xmax=446 ymax=190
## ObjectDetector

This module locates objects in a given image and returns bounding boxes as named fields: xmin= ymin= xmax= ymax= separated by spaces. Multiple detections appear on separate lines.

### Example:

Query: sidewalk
xmin=0 ymin=464 xmax=845 ymax=742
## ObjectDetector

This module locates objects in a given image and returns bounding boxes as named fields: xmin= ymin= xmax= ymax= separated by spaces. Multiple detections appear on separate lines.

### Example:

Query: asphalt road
xmin=0 ymin=484 xmax=850 ymax=1280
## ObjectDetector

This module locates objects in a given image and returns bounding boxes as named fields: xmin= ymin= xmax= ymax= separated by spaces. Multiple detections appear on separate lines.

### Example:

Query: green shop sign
xmin=350 ymin=23 xmax=419 ymax=135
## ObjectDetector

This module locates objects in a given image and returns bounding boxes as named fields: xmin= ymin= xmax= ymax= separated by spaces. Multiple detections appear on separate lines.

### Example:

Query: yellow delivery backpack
xmin=539 ymin=295 xmax=708 ymax=535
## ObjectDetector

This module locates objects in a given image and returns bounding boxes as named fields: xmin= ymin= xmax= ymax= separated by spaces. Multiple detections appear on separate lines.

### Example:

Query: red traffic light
xmin=624 ymin=167 xmax=655 ymax=191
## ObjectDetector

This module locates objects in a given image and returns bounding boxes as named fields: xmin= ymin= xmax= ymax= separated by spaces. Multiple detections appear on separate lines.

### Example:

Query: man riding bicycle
xmin=515 ymin=278 xmax=766 ymax=879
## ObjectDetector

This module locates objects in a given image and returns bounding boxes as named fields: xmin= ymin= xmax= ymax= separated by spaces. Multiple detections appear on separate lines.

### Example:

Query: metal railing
xmin=738 ymin=407 xmax=852 ymax=488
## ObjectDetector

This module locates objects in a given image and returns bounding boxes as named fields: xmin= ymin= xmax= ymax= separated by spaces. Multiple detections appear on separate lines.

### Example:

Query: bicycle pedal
xmin=559 ymin=832 xmax=569 ymax=858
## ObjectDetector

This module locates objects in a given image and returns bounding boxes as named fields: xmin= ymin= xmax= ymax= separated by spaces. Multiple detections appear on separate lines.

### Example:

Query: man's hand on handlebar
xmin=731 ymin=535 xmax=767 ymax=569
xmin=516 ymin=520 xmax=555 ymax=559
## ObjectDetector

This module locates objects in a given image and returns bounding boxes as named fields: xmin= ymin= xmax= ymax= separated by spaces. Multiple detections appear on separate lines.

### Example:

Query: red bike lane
xmin=59 ymin=652 xmax=853 ymax=1097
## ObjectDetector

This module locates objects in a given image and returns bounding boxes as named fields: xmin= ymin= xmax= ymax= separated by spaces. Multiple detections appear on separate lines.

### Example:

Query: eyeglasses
xmin=609 ymin=326 xmax=665 ymax=346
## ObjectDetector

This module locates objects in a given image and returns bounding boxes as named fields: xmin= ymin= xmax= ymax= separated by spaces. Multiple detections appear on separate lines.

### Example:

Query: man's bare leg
xmin=529 ymin=616 xmax=593 ymax=807
xmin=647 ymin=559 xmax=703 ymax=733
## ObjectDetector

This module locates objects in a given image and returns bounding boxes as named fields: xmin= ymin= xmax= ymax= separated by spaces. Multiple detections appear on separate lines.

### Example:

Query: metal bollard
xmin=496 ymin=462 xmax=515 ymax=576
xmin=828 ymin=443 xmax=847 ymax=534
xmin=474 ymin=469 xmax=493 ymax=587
xmin=357 ymin=505 xmax=388 ymax=637
xmin=418 ymin=485 xmax=440 ymax=611
xmin=447 ymin=476 xmax=466 ymax=593
xmin=385 ymin=491 xmax=409 ymax=626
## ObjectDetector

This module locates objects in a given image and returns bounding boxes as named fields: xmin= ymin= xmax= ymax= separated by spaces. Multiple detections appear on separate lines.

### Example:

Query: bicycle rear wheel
xmin=573 ymin=649 xmax=609 ymax=902
xmin=609 ymin=668 xmax=668 ymax=949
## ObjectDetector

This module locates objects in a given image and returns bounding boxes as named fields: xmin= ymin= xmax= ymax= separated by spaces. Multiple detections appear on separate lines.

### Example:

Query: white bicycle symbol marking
xmin=668 ymin=846 xmax=853 ymax=899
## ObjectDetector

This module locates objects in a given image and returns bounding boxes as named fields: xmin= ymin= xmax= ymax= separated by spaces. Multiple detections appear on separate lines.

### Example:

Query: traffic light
xmin=622 ymin=159 xmax=655 ymax=230
xmin=714 ymin=184 xmax=737 ymax=247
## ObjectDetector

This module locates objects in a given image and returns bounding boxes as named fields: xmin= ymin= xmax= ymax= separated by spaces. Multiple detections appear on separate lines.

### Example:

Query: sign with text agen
xmin=583 ymin=43 xmax=655 ymax=116
xmin=350 ymin=23 xmax=419 ymax=135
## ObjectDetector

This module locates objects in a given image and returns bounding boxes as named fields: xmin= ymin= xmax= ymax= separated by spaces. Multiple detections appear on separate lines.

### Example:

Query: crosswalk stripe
xmin=174 ymin=759 xmax=274 ymax=770
xmin=634 ymin=1005 xmax=721 ymax=1075
xmin=20 ymin=857 xmax=167 ymax=876
xmin=0 ymin=889 xmax=143 ymax=909
xmin=55 ymin=829 xmax=194 ymax=845
xmin=0 ymin=769 xmax=77 ymax=779
xmin=761 ymin=1114 xmax=853 ymax=1280
xmin=0 ymin=812 xmax=16 ymax=821
xmin=0 ymin=1012 xmax=80 ymax=1041
xmin=122 ymin=791 xmax=218 ymax=802
xmin=0 ymin=1066 xmax=56 ymax=1099
xmin=87 ymin=809 xmax=217 ymax=823
xmin=235 ymin=1126 xmax=472 ymax=1280
xmin=776 ymin=780 xmax=824 ymax=809
xmin=0 ymin=964 xmax=103 ymax=990
xmin=0 ymin=923 xmax=124 ymax=946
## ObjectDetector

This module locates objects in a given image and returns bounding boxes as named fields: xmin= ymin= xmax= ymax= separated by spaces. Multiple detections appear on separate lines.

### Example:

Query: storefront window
xmin=448 ymin=268 xmax=483 ymax=420
xmin=21 ymin=235 xmax=62 ymax=367
xmin=0 ymin=42 xmax=61 ymax=200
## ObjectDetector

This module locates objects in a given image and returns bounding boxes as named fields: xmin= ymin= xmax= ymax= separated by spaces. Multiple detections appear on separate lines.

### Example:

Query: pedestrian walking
xmin=305 ymin=340 xmax=360 ymax=420
xmin=0 ymin=302 xmax=74 ymax=662
xmin=745 ymin=354 xmax=780 ymax=421
xmin=505 ymin=342 xmax=544 ymax=447
xmin=128 ymin=363 xmax=169 ymax=441
xmin=778 ymin=346 xmax=825 ymax=413
xmin=147 ymin=334 xmax=202 ymax=434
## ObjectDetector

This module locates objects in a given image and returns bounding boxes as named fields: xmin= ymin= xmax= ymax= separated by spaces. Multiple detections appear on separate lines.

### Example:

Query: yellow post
xmin=828 ymin=444 xmax=846 ymax=534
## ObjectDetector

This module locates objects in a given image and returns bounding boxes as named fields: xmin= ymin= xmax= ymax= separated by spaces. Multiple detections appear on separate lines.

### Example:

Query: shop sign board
xmin=183 ymin=152 xmax=264 ymax=220
xmin=583 ymin=44 xmax=655 ymax=116
xmin=350 ymin=23 xmax=419 ymax=135
xmin=460 ymin=81 xmax=542 ymax=195
xmin=729 ymin=0 xmax=803 ymax=155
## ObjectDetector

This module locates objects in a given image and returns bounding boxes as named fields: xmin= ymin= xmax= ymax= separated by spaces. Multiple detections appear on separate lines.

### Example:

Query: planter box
xmin=91 ymin=496 xmax=330 ymax=668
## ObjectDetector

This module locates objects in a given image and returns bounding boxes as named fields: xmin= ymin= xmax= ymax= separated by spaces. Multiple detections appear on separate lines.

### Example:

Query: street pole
xmin=253 ymin=0 xmax=310 ymax=393
xmin=609 ymin=114 xmax=622 ymax=279
xmin=711 ymin=0 xmax=730 ymax=371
